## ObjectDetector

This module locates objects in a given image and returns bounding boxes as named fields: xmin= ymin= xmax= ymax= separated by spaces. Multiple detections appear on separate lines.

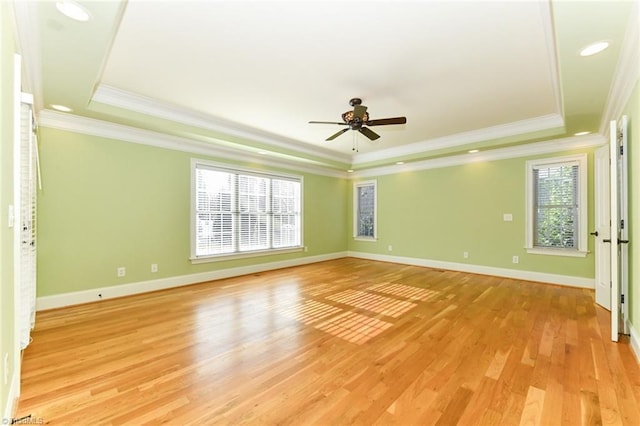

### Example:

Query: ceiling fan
xmin=309 ymin=98 xmax=407 ymax=141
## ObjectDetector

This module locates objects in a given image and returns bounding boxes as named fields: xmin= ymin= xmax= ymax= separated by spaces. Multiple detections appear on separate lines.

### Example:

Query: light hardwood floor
xmin=17 ymin=258 xmax=640 ymax=425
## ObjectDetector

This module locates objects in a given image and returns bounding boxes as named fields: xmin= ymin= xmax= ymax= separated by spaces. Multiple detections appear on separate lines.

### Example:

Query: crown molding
xmin=12 ymin=0 xmax=44 ymax=111
xmin=350 ymin=134 xmax=604 ymax=179
xmin=37 ymin=110 xmax=348 ymax=179
xmin=351 ymin=113 xmax=564 ymax=165
xmin=36 ymin=109 xmax=601 ymax=182
xmin=600 ymin=0 xmax=639 ymax=133
xmin=539 ymin=0 xmax=564 ymax=117
xmin=92 ymin=84 xmax=351 ymax=165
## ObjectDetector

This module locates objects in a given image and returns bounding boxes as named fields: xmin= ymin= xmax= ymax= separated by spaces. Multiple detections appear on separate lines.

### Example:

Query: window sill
xmin=190 ymin=246 xmax=304 ymax=264
xmin=525 ymin=247 xmax=589 ymax=258
xmin=353 ymin=237 xmax=377 ymax=242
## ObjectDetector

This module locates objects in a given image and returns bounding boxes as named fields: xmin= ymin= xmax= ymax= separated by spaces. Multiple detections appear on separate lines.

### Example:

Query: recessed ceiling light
xmin=347 ymin=169 xmax=354 ymax=173
xmin=396 ymin=161 xmax=405 ymax=165
xmin=468 ymin=149 xmax=480 ymax=154
xmin=574 ymin=131 xmax=591 ymax=136
xmin=257 ymin=151 xmax=267 ymax=155
xmin=56 ymin=0 xmax=91 ymax=22
xmin=579 ymin=41 xmax=609 ymax=57
xmin=51 ymin=104 xmax=72 ymax=112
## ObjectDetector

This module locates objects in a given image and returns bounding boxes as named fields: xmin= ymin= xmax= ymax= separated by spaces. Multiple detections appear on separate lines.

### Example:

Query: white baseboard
xmin=630 ymin=322 xmax=640 ymax=364
xmin=347 ymin=251 xmax=595 ymax=289
xmin=36 ymin=251 xmax=348 ymax=311
xmin=36 ymin=250 xmax=595 ymax=311
xmin=2 ymin=370 xmax=19 ymax=424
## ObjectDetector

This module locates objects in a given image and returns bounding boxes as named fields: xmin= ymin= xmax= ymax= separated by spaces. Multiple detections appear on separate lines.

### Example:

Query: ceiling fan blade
xmin=309 ymin=121 xmax=348 ymax=125
xmin=353 ymin=105 xmax=368 ymax=120
xmin=366 ymin=117 xmax=407 ymax=126
xmin=326 ymin=128 xmax=349 ymax=141
xmin=359 ymin=127 xmax=380 ymax=141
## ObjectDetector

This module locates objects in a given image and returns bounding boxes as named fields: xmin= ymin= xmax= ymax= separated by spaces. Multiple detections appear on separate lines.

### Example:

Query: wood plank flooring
xmin=17 ymin=258 xmax=640 ymax=425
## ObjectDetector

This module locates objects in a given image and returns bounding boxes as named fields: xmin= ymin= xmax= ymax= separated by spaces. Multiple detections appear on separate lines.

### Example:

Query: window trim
xmin=524 ymin=154 xmax=588 ymax=257
xmin=190 ymin=158 xmax=304 ymax=263
xmin=353 ymin=179 xmax=377 ymax=241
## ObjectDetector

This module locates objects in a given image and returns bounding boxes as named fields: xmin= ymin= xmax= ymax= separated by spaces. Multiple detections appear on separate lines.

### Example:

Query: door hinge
xmin=621 ymin=219 xmax=625 ymax=230
xmin=619 ymin=144 xmax=624 ymax=155
xmin=621 ymin=294 xmax=625 ymax=304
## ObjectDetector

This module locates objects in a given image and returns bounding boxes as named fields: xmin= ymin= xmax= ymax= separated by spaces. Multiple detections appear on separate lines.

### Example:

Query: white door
xmin=594 ymin=145 xmax=611 ymax=309
xmin=614 ymin=116 xmax=629 ymax=336
xmin=595 ymin=119 xmax=629 ymax=342
xmin=610 ymin=121 xmax=620 ymax=341
xmin=619 ymin=116 xmax=629 ymax=334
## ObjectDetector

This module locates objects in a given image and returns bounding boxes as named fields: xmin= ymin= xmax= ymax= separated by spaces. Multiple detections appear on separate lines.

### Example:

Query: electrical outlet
xmin=117 ymin=267 xmax=126 ymax=277
xmin=388 ymin=245 xmax=393 ymax=252
xmin=151 ymin=263 xmax=158 ymax=273
xmin=463 ymin=251 xmax=469 ymax=259
xmin=512 ymin=256 xmax=519 ymax=264
xmin=304 ymin=246 xmax=308 ymax=252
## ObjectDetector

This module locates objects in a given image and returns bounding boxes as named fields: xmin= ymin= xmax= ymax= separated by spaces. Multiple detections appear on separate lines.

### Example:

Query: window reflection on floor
xmin=326 ymin=289 xmax=416 ymax=318
xmin=314 ymin=312 xmax=393 ymax=345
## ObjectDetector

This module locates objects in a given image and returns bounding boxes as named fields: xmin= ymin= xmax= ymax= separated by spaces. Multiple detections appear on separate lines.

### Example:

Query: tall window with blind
xmin=525 ymin=155 xmax=587 ymax=257
xmin=192 ymin=160 xmax=302 ymax=260
xmin=533 ymin=164 xmax=578 ymax=248
xmin=354 ymin=180 xmax=377 ymax=240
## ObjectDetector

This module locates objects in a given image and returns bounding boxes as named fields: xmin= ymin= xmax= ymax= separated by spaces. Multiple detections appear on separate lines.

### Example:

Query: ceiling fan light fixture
xmin=56 ymin=0 xmax=91 ymax=22
xmin=579 ymin=41 xmax=609 ymax=57
xmin=342 ymin=110 xmax=369 ymax=123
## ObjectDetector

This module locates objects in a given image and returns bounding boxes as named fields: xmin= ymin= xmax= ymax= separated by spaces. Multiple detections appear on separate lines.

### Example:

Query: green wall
xmin=348 ymin=150 xmax=596 ymax=279
xmin=38 ymin=124 xmax=601 ymax=303
xmin=37 ymin=127 xmax=348 ymax=296
xmin=625 ymin=78 xmax=639 ymax=332
xmin=1 ymin=0 xmax=17 ymax=417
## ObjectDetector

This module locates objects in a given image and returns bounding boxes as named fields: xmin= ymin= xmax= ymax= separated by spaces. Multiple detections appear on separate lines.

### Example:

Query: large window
xmin=525 ymin=154 xmax=587 ymax=257
xmin=191 ymin=160 xmax=302 ymax=261
xmin=354 ymin=180 xmax=377 ymax=240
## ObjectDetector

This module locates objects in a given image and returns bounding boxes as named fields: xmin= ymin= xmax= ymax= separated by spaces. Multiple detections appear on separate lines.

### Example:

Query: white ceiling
xmin=12 ymin=0 xmax=639 ymax=170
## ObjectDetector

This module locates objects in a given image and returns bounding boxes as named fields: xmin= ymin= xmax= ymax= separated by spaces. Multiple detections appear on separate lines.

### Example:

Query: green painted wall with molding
xmin=348 ymin=150 xmax=596 ymax=279
xmin=36 ymin=127 xmax=348 ymax=297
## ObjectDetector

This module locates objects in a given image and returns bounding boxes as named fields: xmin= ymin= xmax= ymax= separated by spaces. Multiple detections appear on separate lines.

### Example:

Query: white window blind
xmin=272 ymin=179 xmax=301 ymax=248
xmin=192 ymin=161 xmax=302 ymax=260
xmin=195 ymin=168 xmax=235 ymax=256
xmin=533 ymin=163 xmax=579 ymax=249
xmin=238 ymin=175 xmax=270 ymax=251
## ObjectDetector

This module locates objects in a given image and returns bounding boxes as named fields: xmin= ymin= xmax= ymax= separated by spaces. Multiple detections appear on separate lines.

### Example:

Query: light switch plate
xmin=7 ymin=205 xmax=14 ymax=228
